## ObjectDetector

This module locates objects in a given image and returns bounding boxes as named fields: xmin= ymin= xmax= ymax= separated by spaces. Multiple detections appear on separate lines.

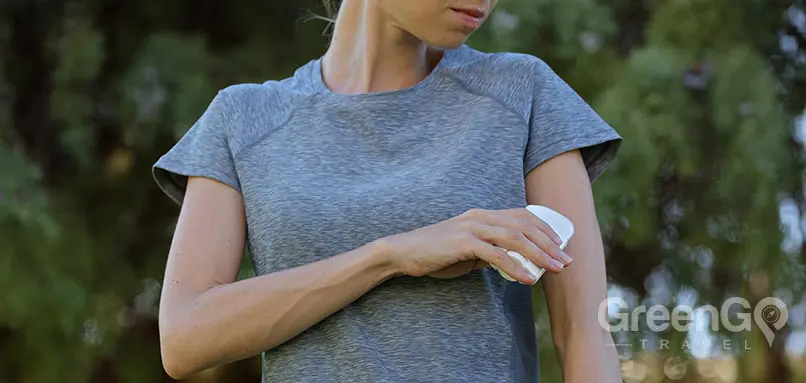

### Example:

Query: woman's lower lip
xmin=452 ymin=9 xmax=483 ymax=29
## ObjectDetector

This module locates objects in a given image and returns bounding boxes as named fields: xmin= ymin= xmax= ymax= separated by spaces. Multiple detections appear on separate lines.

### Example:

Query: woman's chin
xmin=424 ymin=33 xmax=472 ymax=50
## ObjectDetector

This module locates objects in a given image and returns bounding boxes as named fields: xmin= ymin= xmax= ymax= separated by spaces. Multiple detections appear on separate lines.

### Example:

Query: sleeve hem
xmin=152 ymin=160 xmax=242 ymax=206
xmin=523 ymin=133 xmax=622 ymax=182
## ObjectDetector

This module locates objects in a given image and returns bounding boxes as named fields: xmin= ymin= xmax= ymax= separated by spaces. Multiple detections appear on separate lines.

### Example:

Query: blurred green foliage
xmin=1 ymin=0 xmax=805 ymax=382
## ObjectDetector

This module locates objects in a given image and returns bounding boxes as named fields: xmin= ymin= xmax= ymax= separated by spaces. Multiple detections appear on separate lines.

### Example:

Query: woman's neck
xmin=321 ymin=0 xmax=441 ymax=94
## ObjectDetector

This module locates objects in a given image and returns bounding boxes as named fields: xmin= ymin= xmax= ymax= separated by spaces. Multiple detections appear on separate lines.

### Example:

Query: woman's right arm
xmin=160 ymin=176 xmax=571 ymax=379
xmin=158 ymin=177 xmax=400 ymax=379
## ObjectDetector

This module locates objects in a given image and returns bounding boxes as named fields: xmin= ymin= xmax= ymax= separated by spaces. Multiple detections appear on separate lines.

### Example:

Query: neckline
xmin=308 ymin=45 xmax=462 ymax=102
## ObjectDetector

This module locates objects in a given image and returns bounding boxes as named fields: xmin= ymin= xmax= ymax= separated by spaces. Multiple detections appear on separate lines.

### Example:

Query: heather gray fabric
xmin=153 ymin=45 xmax=621 ymax=383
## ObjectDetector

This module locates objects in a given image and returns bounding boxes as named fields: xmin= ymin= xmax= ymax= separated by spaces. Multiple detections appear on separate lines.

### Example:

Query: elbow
xmin=163 ymin=361 xmax=189 ymax=381
xmin=160 ymin=322 xmax=202 ymax=380
xmin=160 ymin=335 xmax=193 ymax=380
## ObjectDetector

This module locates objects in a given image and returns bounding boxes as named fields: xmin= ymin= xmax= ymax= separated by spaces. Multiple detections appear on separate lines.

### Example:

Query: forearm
xmin=541 ymin=214 xmax=609 ymax=346
xmin=541 ymin=219 xmax=620 ymax=380
xmin=540 ymin=204 xmax=620 ymax=381
xmin=160 ymin=240 xmax=397 ymax=378
xmin=556 ymin=328 xmax=620 ymax=382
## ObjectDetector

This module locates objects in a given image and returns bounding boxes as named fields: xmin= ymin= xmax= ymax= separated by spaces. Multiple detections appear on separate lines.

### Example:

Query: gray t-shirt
xmin=153 ymin=45 xmax=621 ymax=383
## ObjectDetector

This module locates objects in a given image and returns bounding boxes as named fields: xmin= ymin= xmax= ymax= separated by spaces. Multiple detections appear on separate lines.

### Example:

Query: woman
xmin=152 ymin=0 xmax=623 ymax=382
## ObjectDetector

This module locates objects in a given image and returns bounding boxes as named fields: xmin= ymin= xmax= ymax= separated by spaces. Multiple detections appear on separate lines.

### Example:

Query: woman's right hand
xmin=377 ymin=207 xmax=573 ymax=284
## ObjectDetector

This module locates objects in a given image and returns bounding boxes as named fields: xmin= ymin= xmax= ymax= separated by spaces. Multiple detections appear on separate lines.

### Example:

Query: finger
xmin=472 ymin=209 xmax=570 ymax=266
xmin=519 ymin=225 xmax=572 ymax=267
xmin=464 ymin=209 xmax=567 ymax=270
xmin=512 ymin=208 xmax=563 ymax=246
xmin=509 ymin=209 xmax=572 ymax=266
xmin=474 ymin=224 xmax=564 ymax=273
xmin=526 ymin=228 xmax=570 ymax=268
xmin=471 ymin=240 xmax=537 ymax=284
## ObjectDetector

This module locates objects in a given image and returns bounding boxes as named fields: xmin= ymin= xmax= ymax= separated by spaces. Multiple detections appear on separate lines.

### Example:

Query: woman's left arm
xmin=525 ymin=149 xmax=622 ymax=383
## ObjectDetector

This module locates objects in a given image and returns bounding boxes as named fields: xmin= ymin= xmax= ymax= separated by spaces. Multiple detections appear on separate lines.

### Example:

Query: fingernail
xmin=549 ymin=259 xmax=564 ymax=271
xmin=558 ymin=251 xmax=572 ymax=265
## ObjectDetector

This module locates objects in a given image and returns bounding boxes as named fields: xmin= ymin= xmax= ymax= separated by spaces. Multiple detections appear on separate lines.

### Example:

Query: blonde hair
xmin=322 ymin=0 xmax=340 ymax=20
xmin=306 ymin=0 xmax=339 ymax=30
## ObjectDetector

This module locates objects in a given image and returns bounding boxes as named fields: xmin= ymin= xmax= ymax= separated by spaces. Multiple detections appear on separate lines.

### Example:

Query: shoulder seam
xmin=440 ymin=71 xmax=529 ymax=126
xmin=231 ymin=89 xmax=324 ymax=160
xmin=216 ymin=88 xmax=238 ymax=150
xmin=526 ymin=59 xmax=539 ymax=155
xmin=528 ymin=58 xmax=537 ymax=131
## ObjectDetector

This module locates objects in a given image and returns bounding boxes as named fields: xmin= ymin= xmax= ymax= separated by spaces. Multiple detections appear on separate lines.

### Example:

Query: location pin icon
xmin=753 ymin=297 xmax=788 ymax=347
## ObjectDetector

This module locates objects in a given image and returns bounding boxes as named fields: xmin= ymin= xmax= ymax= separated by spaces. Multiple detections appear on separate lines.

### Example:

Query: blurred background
xmin=2 ymin=0 xmax=806 ymax=382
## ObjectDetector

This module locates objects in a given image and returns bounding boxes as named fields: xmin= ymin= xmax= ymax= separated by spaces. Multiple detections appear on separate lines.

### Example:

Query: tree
xmin=1 ymin=0 xmax=804 ymax=381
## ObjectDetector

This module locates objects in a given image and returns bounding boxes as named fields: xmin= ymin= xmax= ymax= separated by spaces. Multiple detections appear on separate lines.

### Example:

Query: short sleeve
xmin=152 ymin=90 xmax=241 ymax=205
xmin=524 ymin=59 xmax=622 ymax=182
